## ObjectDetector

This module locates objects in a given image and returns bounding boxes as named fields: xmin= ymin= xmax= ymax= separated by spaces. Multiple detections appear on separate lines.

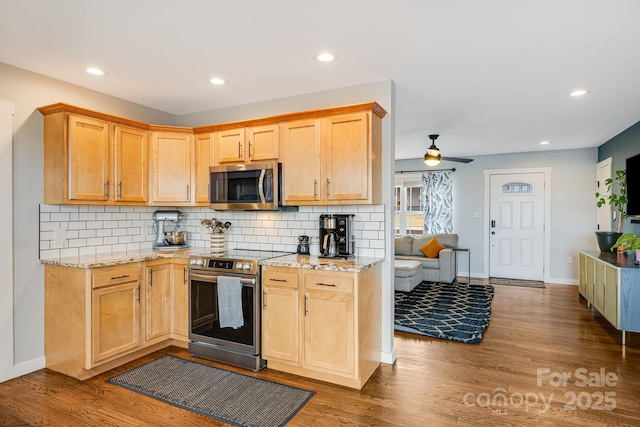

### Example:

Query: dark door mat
xmin=107 ymin=355 xmax=314 ymax=427
xmin=489 ymin=277 xmax=546 ymax=288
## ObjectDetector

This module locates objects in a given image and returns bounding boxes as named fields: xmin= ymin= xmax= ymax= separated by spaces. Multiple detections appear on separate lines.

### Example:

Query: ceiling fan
xmin=424 ymin=134 xmax=474 ymax=166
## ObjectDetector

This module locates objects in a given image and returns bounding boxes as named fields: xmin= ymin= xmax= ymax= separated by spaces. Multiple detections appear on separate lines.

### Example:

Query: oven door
xmin=188 ymin=270 xmax=260 ymax=355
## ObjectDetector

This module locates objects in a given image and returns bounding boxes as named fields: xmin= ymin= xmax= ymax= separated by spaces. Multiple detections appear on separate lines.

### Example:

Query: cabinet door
xmin=585 ymin=256 xmax=595 ymax=302
xmin=281 ymin=119 xmax=321 ymax=203
xmin=114 ymin=125 xmax=148 ymax=203
xmin=145 ymin=264 xmax=171 ymax=343
xmin=150 ymin=132 xmax=194 ymax=204
xmin=322 ymin=112 xmax=370 ymax=202
xmin=195 ymin=132 xmax=215 ymax=205
xmin=217 ymin=128 xmax=245 ymax=163
xmin=594 ymin=260 xmax=605 ymax=312
xmin=171 ymin=261 xmax=189 ymax=339
xmin=304 ymin=290 xmax=354 ymax=376
xmin=248 ymin=125 xmax=280 ymax=161
xmin=578 ymin=252 xmax=586 ymax=296
xmin=68 ymin=114 xmax=111 ymax=201
xmin=604 ymin=264 xmax=618 ymax=327
xmin=91 ymin=282 xmax=140 ymax=364
xmin=263 ymin=285 xmax=299 ymax=363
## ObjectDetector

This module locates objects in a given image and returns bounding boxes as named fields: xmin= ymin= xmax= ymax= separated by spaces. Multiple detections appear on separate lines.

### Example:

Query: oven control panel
xmin=188 ymin=256 xmax=258 ymax=274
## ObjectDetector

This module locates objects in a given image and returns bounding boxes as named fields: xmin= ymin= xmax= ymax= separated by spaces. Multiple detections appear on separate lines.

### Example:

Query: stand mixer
xmin=152 ymin=210 xmax=187 ymax=250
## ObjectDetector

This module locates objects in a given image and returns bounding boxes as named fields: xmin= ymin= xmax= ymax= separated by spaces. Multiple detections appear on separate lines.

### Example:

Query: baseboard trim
xmin=1 ymin=356 xmax=46 ymax=383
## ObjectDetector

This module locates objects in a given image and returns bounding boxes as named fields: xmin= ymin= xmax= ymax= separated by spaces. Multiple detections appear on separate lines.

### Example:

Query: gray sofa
xmin=395 ymin=233 xmax=459 ymax=285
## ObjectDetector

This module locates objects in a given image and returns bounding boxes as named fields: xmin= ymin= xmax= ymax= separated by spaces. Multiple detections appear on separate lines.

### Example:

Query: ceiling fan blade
xmin=441 ymin=156 xmax=474 ymax=163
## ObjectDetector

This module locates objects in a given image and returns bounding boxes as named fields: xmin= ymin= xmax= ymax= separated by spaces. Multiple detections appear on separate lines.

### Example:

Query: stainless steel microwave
xmin=209 ymin=162 xmax=282 ymax=210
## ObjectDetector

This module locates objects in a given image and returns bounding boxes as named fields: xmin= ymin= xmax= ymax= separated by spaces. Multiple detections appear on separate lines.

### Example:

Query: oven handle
xmin=188 ymin=271 xmax=256 ymax=286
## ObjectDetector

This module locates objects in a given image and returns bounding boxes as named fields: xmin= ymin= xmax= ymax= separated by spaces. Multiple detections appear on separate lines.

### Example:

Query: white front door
xmin=489 ymin=172 xmax=545 ymax=281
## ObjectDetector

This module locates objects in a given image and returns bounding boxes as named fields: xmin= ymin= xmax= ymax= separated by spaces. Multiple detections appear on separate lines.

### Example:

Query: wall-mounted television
xmin=626 ymin=153 xmax=640 ymax=217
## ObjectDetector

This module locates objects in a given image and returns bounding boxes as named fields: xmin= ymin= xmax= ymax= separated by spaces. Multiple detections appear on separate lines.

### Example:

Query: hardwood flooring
xmin=2 ymin=283 xmax=640 ymax=426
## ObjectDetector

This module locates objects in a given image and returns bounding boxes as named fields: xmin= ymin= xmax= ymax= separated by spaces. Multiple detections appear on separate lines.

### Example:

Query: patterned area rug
xmin=107 ymin=355 xmax=314 ymax=427
xmin=489 ymin=277 xmax=546 ymax=288
xmin=394 ymin=282 xmax=495 ymax=344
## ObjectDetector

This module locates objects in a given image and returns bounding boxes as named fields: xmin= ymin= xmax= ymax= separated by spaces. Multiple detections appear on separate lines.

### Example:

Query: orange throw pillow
xmin=419 ymin=237 xmax=446 ymax=258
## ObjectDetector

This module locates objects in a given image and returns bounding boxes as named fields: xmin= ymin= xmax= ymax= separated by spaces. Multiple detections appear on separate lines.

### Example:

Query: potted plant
xmin=611 ymin=232 xmax=640 ymax=264
xmin=595 ymin=169 xmax=627 ymax=252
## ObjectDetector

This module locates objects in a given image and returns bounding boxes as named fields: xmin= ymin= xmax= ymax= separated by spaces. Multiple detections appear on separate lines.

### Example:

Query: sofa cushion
xmin=419 ymin=237 xmax=446 ymax=258
xmin=395 ymin=235 xmax=413 ymax=256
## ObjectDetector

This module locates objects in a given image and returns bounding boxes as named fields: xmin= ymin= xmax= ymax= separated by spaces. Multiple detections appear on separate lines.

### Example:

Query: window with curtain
xmin=422 ymin=170 xmax=453 ymax=233
xmin=394 ymin=173 xmax=423 ymax=234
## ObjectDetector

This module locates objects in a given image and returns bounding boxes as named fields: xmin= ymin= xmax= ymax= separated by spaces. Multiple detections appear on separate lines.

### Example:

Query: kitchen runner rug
xmin=394 ymin=282 xmax=495 ymax=344
xmin=107 ymin=355 xmax=314 ymax=427
xmin=489 ymin=277 xmax=546 ymax=288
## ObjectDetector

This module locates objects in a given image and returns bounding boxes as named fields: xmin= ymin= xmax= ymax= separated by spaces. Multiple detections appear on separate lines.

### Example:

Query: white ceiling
xmin=3 ymin=0 xmax=640 ymax=160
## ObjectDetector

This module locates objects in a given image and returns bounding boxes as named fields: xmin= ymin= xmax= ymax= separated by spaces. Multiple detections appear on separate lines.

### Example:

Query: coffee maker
xmin=319 ymin=214 xmax=355 ymax=259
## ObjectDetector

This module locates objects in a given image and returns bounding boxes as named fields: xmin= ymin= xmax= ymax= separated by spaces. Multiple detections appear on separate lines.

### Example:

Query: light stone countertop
xmin=40 ymin=248 xmax=200 ymax=269
xmin=40 ymin=249 xmax=385 ymax=272
xmin=259 ymin=254 xmax=384 ymax=272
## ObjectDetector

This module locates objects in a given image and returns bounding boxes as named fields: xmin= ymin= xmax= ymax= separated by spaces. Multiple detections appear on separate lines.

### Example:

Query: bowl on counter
xmin=164 ymin=231 xmax=187 ymax=245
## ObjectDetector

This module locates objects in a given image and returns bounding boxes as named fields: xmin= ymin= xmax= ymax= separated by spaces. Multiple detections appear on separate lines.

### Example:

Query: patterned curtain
xmin=422 ymin=170 xmax=453 ymax=233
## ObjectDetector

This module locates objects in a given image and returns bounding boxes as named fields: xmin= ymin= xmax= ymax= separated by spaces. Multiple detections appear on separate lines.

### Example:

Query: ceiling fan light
xmin=424 ymin=146 xmax=441 ymax=166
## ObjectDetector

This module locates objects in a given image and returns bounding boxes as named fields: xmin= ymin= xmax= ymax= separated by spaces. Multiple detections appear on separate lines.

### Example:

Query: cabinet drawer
xmin=263 ymin=268 xmax=299 ymax=289
xmin=304 ymin=273 xmax=354 ymax=294
xmin=92 ymin=265 xmax=140 ymax=289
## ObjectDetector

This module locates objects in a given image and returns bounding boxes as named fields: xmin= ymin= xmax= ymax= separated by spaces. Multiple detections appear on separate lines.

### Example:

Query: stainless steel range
xmin=187 ymin=249 xmax=290 ymax=371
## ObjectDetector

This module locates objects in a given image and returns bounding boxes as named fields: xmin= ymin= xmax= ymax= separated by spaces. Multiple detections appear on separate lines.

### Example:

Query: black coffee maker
xmin=297 ymin=235 xmax=310 ymax=255
xmin=319 ymin=214 xmax=355 ymax=259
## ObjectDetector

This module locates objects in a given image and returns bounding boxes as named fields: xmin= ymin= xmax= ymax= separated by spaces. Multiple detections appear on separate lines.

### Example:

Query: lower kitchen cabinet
xmin=261 ymin=263 xmax=381 ymax=389
xmin=170 ymin=259 xmax=189 ymax=340
xmin=144 ymin=261 xmax=171 ymax=344
xmin=44 ymin=260 xmax=189 ymax=380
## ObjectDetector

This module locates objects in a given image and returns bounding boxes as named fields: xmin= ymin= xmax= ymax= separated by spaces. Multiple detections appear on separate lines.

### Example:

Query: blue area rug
xmin=394 ymin=282 xmax=494 ymax=344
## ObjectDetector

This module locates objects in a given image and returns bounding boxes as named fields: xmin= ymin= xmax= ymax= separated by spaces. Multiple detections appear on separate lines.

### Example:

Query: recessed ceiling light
xmin=540 ymin=140 xmax=551 ymax=145
xmin=315 ymin=52 xmax=335 ymax=62
xmin=86 ymin=67 xmax=105 ymax=76
xmin=570 ymin=89 xmax=589 ymax=97
xmin=209 ymin=78 xmax=226 ymax=85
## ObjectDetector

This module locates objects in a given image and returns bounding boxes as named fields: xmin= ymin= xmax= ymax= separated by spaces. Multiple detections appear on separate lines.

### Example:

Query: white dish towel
xmin=217 ymin=276 xmax=244 ymax=329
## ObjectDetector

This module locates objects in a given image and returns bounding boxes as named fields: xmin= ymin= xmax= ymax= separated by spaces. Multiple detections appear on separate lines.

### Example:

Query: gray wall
xmin=598 ymin=119 xmax=640 ymax=235
xmin=1 ymin=62 xmax=175 ymax=369
xmin=396 ymin=147 xmax=598 ymax=284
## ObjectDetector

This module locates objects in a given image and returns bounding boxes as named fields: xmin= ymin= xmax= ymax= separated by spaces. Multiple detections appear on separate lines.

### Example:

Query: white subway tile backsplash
xmin=39 ymin=205 xmax=386 ymax=259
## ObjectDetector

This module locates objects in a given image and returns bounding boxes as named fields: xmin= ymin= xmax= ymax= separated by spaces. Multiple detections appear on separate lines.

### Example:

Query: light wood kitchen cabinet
xmin=114 ymin=125 xmax=148 ymax=202
xmin=91 ymin=280 xmax=141 ymax=364
xmin=44 ymin=259 xmax=189 ymax=380
xmin=281 ymin=107 xmax=383 ymax=205
xmin=144 ymin=262 xmax=171 ymax=343
xmin=216 ymin=125 xmax=280 ymax=164
xmin=39 ymin=104 xmax=150 ymax=205
xmin=149 ymin=128 xmax=195 ymax=205
xmin=171 ymin=260 xmax=189 ymax=340
xmin=303 ymin=272 xmax=355 ymax=376
xmin=262 ymin=267 xmax=300 ymax=364
xmin=194 ymin=132 xmax=215 ymax=205
xmin=261 ymin=263 xmax=381 ymax=389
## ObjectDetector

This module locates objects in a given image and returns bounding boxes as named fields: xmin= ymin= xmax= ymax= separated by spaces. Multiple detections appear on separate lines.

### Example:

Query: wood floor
xmin=2 ymin=283 xmax=640 ymax=426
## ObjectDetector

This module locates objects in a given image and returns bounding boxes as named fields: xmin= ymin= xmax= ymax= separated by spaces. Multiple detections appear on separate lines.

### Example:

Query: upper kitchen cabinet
xmin=281 ymin=103 xmax=385 ymax=205
xmin=214 ymin=124 xmax=280 ymax=164
xmin=149 ymin=127 xmax=195 ymax=206
xmin=194 ymin=132 xmax=215 ymax=205
xmin=39 ymin=103 xmax=149 ymax=205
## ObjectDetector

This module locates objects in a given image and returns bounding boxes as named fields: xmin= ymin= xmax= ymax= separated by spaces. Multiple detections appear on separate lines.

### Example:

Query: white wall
xmin=396 ymin=147 xmax=598 ymax=284
xmin=0 ymin=100 xmax=15 ymax=381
